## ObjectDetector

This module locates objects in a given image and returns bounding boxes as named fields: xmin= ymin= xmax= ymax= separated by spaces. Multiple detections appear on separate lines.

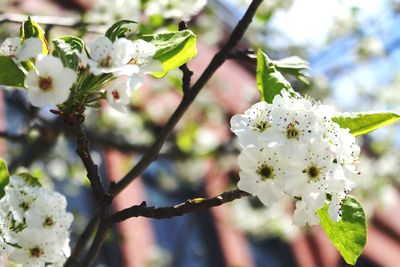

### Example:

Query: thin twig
xmin=0 ymin=13 xmax=104 ymax=33
xmin=64 ymin=209 xmax=102 ymax=267
xmin=60 ymin=109 xmax=105 ymax=201
xmin=178 ymin=21 xmax=193 ymax=94
xmin=109 ymin=0 xmax=264 ymax=197
xmin=0 ymin=131 xmax=27 ymax=142
xmin=79 ymin=206 xmax=110 ymax=267
xmin=109 ymin=189 xmax=250 ymax=222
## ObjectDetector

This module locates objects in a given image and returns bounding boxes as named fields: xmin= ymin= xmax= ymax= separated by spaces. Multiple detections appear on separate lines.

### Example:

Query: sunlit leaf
xmin=52 ymin=36 xmax=84 ymax=70
xmin=317 ymin=197 xmax=367 ymax=265
xmin=332 ymin=112 xmax=400 ymax=136
xmin=105 ymin=20 xmax=137 ymax=41
xmin=140 ymin=30 xmax=197 ymax=78
xmin=20 ymin=17 xmax=49 ymax=54
xmin=0 ymin=159 xmax=9 ymax=198
xmin=256 ymin=49 xmax=294 ymax=103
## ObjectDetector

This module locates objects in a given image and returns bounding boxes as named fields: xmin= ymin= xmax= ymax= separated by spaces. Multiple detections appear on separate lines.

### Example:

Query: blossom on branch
xmin=25 ymin=54 xmax=77 ymax=107
xmin=231 ymin=91 xmax=360 ymax=226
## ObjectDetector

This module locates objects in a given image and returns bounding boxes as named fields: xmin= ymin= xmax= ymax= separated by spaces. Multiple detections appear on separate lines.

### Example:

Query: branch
xmin=109 ymin=189 xmax=250 ymax=223
xmin=80 ymin=205 xmax=110 ymax=267
xmin=0 ymin=131 xmax=28 ymax=142
xmin=64 ymin=209 xmax=102 ymax=267
xmin=178 ymin=21 xmax=194 ymax=94
xmin=0 ymin=13 xmax=103 ymax=33
xmin=60 ymin=109 xmax=105 ymax=202
xmin=109 ymin=0 xmax=264 ymax=196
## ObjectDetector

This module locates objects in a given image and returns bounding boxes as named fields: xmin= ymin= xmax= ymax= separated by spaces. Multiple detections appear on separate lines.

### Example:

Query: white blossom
xmin=25 ymin=191 xmax=73 ymax=234
xmin=0 ymin=37 xmax=42 ymax=63
xmin=8 ymin=229 xmax=62 ymax=267
xmin=230 ymin=101 xmax=275 ymax=147
xmin=25 ymin=54 xmax=77 ymax=107
xmin=84 ymin=36 xmax=139 ymax=76
xmin=0 ymin=175 xmax=73 ymax=266
xmin=238 ymin=146 xmax=286 ymax=206
xmin=105 ymin=78 xmax=132 ymax=113
xmin=231 ymin=91 xmax=361 ymax=226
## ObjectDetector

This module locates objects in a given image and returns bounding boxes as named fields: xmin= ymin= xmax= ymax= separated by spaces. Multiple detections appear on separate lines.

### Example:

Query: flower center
xmin=128 ymin=57 xmax=140 ymax=65
xmin=286 ymin=123 xmax=300 ymax=139
xmin=29 ymin=246 xmax=44 ymax=258
xmin=111 ymin=90 xmax=120 ymax=100
xmin=256 ymin=163 xmax=274 ymax=181
xmin=43 ymin=216 xmax=55 ymax=227
xmin=99 ymin=55 xmax=112 ymax=67
xmin=19 ymin=201 xmax=30 ymax=211
xmin=38 ymin=77 xmax=53 ymax=91
xmin=303 ymin=163 xmax=321 ymax=182
xmin=254 ymin=120 xmax=270 ymax=132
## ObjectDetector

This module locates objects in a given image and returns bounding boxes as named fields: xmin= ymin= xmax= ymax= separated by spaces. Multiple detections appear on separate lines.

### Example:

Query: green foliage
xmin=0 ymin=56 xmax=25 ymax=87
xmin=317 ymin=197 xmax=367 ymax=265
xmin=52 ymin=36 xmax=85 ymax=70
xmin=105 ymin=20 xmax=137 ymax=41
xmin=176 ymin=122 xmax=198 ymax=153
xmin=0 ymin=159 xmax=9 ymax=198
xmin=140 ymin=30 xmax=197 ymax=78
xmin=273 ymin=56 xmax=310 ymax=85
xmin=16 ymin=173 xmax=42 ymax=187
xmin=256 ymin=49 xmax=294 ymax=103
xmin=20 ymin=17 xmax=48 ymax=54
xmin=332 ymin=112 xmax=400 ymax=136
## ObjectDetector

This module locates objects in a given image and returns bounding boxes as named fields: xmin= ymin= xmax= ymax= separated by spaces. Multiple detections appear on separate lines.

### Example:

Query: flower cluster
xmin=230 ymin=91 xmax=360 ymax=226
xmin=0 ymin=29 xmax=160 ymax=112
xmin=0 ymin=175 xmax=73 ymax=266
xmin=82 ymin=36 xmax=160 ymax=112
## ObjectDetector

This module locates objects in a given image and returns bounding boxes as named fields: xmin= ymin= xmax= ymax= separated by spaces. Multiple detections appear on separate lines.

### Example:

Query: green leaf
xmin=140 ymin=30 xmax=197 ymax=78
xmin=332 ymin=112 xmax=400 ymax=136
xmin=0 ymin=56 xmax=25 ymax=87
xmin=317 ymin=197 xmax=367 ymax=265
xmin=176 ymin=123 xmax=198 ymax=153
xmin=256 ymin=49 xmax=293 ymax=103
xmin=20 ymin=17 xmax=49 ymax=54
xmin=105 ymin=20 xmax=137 ymax=41
xmin=16 ymin=173 xmax=41 ymax=187
xmin=0 ymin=159 xmax=9 ymax=198
xmin=52 ymin=36 xmax=84 ymax=70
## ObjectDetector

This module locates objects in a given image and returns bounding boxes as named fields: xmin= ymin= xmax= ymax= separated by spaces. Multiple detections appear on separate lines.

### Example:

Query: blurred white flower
xmin=0 ymin=37 xmax=42 ymax=63
xmin=145 ymin=0 xmax=207 ymax=21
xmin=25 ymin=54 xmax=77 ymax=107
xmin=86 ymin=0 xmax=140 ymax=25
